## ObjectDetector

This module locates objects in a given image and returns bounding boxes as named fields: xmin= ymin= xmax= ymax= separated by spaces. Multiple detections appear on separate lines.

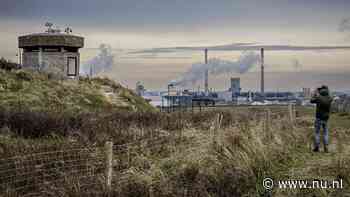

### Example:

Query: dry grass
xmin=0 ymin=107 xmax=349 ymax=196
xmin=0 ymin=69 xmax=154 ymax=113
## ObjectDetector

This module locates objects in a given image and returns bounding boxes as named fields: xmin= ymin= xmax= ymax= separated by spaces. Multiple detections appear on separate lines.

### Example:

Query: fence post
xmin=265 ymin=109 xmax=273 ymax=142
xmin=263 ymin=110 xmax=267 ymax=132
xmin=288 ymin=104 xmax=295 ymax=125
xmin=212 ymin=113 xmax=223 ymax=147
xmin=149 ymin=186 xmax=154 ymax=197
xmin=127 ymin=146 xmax=130 ymax=168
xmin=105 ymin=141 xmax=113 ymax=194
xmin=217 ymin=114 xmax=223 ymax=146
xmin=268 ymin=109 xmax=271 ymax=129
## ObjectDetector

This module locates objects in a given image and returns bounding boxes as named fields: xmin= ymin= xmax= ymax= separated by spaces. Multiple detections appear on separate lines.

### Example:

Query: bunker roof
xmin=18 ymin=33 xmax=84 ymax=48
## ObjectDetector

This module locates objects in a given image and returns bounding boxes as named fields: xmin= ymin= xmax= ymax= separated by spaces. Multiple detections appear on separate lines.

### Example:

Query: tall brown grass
xmin=1 ymin=108 xmax=349 ymax=196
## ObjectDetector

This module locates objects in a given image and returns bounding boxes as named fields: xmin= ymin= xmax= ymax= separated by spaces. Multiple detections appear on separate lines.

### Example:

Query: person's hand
xmin=312 ymin=89 xmax=317 ymax=95
xmin=312 ymin=89 xmax=319 ymax=97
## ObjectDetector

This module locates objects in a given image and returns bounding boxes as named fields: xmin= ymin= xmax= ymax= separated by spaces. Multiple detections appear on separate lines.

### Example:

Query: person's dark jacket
xmin=310 ymin=88 xmax=333 ymax=121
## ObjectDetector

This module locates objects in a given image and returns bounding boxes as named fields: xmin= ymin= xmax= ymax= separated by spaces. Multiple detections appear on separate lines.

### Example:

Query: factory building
xmin=227 ymin=77 xmax=241 ymax=103
xmin=18 ymin=23 xmax=84 ymax=78
xmin=230 ymin=77 xmax=241 ymax=95
xmin=302 ymin=88 xmax=312 ymax=98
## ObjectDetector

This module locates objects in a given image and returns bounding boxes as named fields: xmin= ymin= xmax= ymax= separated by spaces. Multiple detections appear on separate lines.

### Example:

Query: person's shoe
xmin=324 ymin=145 xmax=329 ymax=153
xmin=313 ymin=147 xmax=319 ymax=152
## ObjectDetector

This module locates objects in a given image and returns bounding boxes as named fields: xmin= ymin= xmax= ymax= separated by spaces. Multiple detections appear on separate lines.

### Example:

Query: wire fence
xmin=333 ymin=96 xmax=350 ymax=114
xmin=0 ymin=105 xmax=296 ymax=196
xmin=0 ymin=145 xmax=106 ymax=196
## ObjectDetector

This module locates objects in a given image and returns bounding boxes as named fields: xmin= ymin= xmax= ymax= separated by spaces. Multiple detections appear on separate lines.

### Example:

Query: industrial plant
xmin=138 ymin=48 xmax=314 ymax=111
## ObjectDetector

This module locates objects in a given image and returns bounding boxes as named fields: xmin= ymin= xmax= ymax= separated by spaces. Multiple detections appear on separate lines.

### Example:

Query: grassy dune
xmin=0 ymin=69 xmax=155 ymax=113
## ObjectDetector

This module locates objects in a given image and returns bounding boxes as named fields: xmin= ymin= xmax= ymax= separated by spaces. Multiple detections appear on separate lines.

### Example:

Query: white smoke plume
xmin=338 ymin=18 xmax=350 ymax=40
xmin=339 ymin=18 xmax=350 ymax=32
xmin=81 ymin=44 xmax=114 ymax=76
xmin=291 ymin=58 xmax=302 ymax=71
xmin=172 ymin=51 xmax=260 ymax=86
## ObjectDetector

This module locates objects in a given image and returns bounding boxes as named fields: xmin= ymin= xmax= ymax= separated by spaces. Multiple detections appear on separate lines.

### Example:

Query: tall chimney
xmin=260 ymin=48 xmax=265 ymax=95
xmin=204 ymin=48 xmax=209 ymax=93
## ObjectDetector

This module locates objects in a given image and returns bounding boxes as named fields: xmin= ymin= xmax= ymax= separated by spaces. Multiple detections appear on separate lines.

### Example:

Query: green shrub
xmin=0 ymin=57 xmax=20 ymax=71
xmin=15 ymin=70 xmax=33 ymax=81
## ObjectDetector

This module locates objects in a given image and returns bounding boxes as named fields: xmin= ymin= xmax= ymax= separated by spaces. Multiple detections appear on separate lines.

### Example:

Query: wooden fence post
xmin=217 ymin=114 xmax=223 ymax=146
xmin=265 ymin=109 xmax=271 ymax=132
xmin=288 ymin=104 xmax=295 ymax=125
xmin=212 ymin=113 xmax=223 ymax=147
xmin=105 ymin=141 xmax=113 ymax=194
xmin=127 ymin=146 xmax=130 ymax=168
xmin=149 ymin=186 xmax=154 ymax=197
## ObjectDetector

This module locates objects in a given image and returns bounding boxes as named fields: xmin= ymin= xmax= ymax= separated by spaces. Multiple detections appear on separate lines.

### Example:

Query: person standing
xmin=310 ymin=85 xmax=333 ymax=152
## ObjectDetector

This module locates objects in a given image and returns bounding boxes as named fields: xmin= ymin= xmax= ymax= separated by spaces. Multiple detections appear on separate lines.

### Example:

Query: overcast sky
xmin=2 ymin=0 xmax=350 ymax=47
xmin=1 ymin=0 xmax=350 ymax=90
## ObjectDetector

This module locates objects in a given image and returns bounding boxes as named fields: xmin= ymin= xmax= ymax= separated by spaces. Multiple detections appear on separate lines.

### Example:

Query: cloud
xmin=128 ymin=43 xmax=260 ymax=54
xmin=338 ymin=17 xmax=350 ymax=41
xmin=338 ymin=18 xmax=350 ymax=32
xmin=130 ymin=43 xmax=350 ymax=54
xmin=119 ymin=55 xmax=192 ymax=60
xmin=128 ymin=48 xmax=177 ymax=54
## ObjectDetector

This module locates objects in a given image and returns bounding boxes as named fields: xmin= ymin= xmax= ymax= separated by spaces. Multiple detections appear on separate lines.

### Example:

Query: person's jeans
xmin=314 ymin=118 xmax=329 ymax=148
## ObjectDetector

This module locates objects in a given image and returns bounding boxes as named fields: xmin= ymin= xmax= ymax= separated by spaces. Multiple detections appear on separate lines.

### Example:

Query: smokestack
xmin=204 ymin=48 xmax=208 ymax=93
xmin=260 ymin=48 xmax=265 ymax=95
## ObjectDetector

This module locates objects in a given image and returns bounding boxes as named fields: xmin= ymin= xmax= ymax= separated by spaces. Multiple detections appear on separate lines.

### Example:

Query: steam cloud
xmin=81 ymin=44 xmax=114 ymax=76
xmin=338 ymin=18 xmax=350 ymax=40
xmin=172 ymin=51 xmax=260 ymax=86
xmin=291 ymin=58 xmax=302 ymax=71
xmin=339 ymin=18 xmax=350 ymax=32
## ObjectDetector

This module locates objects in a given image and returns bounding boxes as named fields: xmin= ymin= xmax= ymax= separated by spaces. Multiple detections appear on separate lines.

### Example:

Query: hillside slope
xmin=0 ymin=69 xmax=155 ymax=112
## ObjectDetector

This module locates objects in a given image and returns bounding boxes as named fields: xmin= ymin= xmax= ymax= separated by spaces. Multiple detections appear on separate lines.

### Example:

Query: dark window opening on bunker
xmin=67 ymin=57 xmax=77 ymax=76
